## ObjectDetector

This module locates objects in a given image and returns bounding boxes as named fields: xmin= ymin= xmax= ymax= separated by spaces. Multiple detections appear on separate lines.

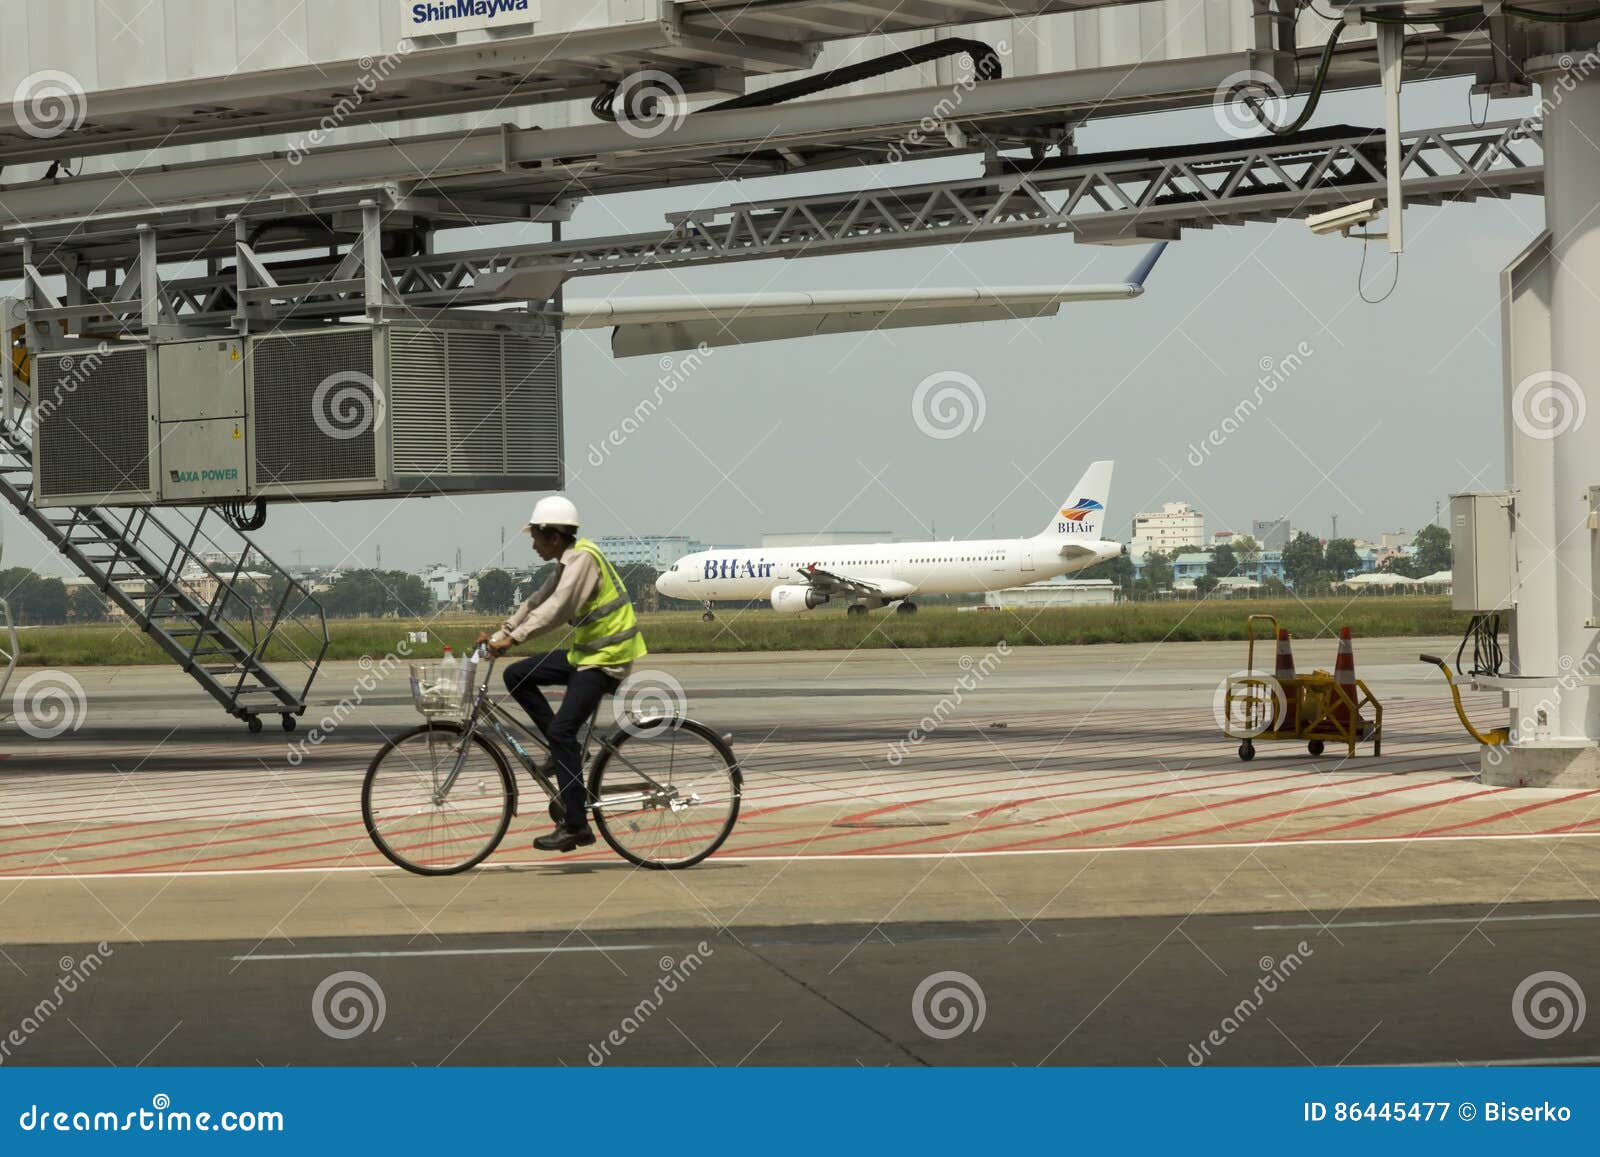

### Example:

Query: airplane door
xmin=1020 ymin=544 xmax=1035 ymax=574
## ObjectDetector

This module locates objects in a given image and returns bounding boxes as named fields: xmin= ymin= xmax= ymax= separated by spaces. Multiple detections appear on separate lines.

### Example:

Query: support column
xmin=1491 ymin=58 xmax=1600 ymax=786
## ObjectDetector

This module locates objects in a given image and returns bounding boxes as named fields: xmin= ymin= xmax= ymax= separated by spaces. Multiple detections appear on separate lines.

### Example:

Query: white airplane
xmin=655 ymin=462 xmax=1122 ymax=619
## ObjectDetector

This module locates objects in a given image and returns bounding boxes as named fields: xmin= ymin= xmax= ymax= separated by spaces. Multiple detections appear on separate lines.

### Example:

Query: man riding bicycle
xmin=478 ymin=495 xmax=646 ymax=852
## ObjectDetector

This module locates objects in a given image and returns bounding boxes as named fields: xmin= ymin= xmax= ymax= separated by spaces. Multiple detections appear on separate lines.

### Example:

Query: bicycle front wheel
xmin=589 ymin=717 xmax=741 ymax=869
xmin=362 ymin=722 xmax=516 ymax=876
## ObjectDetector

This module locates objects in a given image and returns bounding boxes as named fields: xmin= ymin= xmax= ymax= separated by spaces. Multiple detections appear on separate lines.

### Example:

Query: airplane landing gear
xmin=701 ymin=604 xmax=716 ymax=622
xmin=846 ymin=604 xmax=867 ymax=617
xmin=896 ymin=601 xmax=918 ymax=615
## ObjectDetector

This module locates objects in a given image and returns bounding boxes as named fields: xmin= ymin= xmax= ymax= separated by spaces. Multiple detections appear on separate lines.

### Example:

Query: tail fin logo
xmin=1059 ymin=498 xmax=1104 ymax=523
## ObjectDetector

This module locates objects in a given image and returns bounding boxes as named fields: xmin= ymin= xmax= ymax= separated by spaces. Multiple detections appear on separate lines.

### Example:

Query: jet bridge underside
xmin=11 ymin=119 xmax=1539 ymax=341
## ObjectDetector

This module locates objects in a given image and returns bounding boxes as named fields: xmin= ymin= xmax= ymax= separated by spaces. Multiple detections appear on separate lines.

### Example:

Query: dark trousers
xmin=503 ymin=650 xmax=618 ymax=828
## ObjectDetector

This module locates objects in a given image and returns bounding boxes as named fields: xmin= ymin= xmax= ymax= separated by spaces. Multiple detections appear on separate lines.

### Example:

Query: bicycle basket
xmin=408 ymin=659 xmax=479 ymax=719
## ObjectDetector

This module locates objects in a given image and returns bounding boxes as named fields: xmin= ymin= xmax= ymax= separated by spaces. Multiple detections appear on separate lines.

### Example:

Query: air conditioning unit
xmin=32 ymin=320 xmax=562 ymax=508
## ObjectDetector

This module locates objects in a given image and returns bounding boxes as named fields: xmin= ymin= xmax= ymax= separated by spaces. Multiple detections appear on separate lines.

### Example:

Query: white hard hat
xmin=525 ymin=494 xmax=581 ymax=532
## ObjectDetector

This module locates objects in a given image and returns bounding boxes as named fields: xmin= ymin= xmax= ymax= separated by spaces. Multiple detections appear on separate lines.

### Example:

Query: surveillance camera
xmin=1306 ymin=198 xmax=1382 ymax=237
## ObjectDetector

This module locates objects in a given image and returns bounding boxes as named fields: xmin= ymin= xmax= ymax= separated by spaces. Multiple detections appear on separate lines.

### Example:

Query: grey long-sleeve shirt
xmin=491 ymin=548 xmax=633 ymax=678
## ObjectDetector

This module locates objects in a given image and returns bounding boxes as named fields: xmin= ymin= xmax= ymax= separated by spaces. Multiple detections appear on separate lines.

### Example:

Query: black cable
xmin=1502 ymin=4 xmax=1600 ymax=22
xmin=1457 ymin=613 xmax=1504 ymax=677
xmin=1246 ymin=20 xmax=1348 ymax=135
xmin=1358 ymin=235 xmax=1400 ymax=303
xmin=707 ymin=38 xmax=1003 ymax=112
xmin=595 ymin=37 xmax=1004 ymax=126
xmin=221 ymin=499 xmax=267 ymax=533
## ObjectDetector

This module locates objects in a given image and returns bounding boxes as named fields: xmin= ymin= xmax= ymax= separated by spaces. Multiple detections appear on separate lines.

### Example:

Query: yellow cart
xmin=1223 ymin=615 xmax=1383 ymax=761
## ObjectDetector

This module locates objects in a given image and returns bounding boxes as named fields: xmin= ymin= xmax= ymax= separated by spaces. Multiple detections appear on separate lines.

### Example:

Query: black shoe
xmin=533 ymin=825 xmax=597 ymax=853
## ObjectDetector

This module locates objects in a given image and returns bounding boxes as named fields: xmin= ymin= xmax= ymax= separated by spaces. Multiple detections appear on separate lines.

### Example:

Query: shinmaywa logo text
xmin=169 ymin=468 xmax=240 ymax=484
xmin=411 ymin=0 xmax=529 ymax=24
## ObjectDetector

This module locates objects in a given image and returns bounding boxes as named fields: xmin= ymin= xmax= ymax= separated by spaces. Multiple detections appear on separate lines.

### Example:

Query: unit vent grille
xmin=35 ymin=347 xmax=151 ymax=500
xmin=388 ymin=328 xmax=560 ymax=480
xmin=251 ymin=330 xmax=377 ymax=485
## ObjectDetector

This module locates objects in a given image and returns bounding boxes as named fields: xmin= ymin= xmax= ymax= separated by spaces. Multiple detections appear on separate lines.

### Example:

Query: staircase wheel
xmin=247 ymin=716 xmax=263 ymax=734
xmin=282 ymin=714 xmax=297 ymax=733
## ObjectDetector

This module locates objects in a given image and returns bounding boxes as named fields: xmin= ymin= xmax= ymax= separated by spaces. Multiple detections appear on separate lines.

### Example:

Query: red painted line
xmin=1262 ymin=786 xmax=1514 ymax=842
xmin=967 ymin=771 xmax=1399 ymax=854
xmin=1403 ymin=788 xmax=1600 ymax=837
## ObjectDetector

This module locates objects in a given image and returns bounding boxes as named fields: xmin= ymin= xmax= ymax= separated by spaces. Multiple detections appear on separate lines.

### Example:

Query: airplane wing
xmin=562 ymin=244 xmax=1167 ymax=358
xmin=795 ymin=565 xmax=915 ymax=600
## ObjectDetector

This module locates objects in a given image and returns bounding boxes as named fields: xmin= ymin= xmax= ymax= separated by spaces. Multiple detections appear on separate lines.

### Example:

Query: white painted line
xmin=1372 ymin=1055 xmax=1600 ymax=1068
xmin=3 ymin=829 xmax=1599 ymax=882
xmin=230 ymin=944 xmax=660 ymax=963
xmin=1254 ymin=911 xmax=1600 ymax=931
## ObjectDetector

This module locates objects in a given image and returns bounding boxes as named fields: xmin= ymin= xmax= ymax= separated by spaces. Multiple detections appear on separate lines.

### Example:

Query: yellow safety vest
xmin=568 ymin=538 xmax=648 ymax=668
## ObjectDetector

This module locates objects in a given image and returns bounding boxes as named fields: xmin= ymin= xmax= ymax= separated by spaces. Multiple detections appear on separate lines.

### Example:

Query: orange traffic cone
xmin=1273 ymin=629 xmax=1298 ymax=729
xmin=1330 ymin=627 xmax=1362 ymax=734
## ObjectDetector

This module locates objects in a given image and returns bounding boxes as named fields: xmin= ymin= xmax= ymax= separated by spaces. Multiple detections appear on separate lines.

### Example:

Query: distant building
xmin=1131 ymin=502 xmax=1205 ymax=559
xmin=1379 ymin=530 xmax=1411 ymax=551
xmin=592 ymin=534 xmax=707 ymax=569
xmin=1251 ymin=517 xmax=1292 ymax=551
xmin=1213 ymin=530 xmax=1237 ymax=545
xmin=761 ymin=531 xmax=895 ymax=548
xmin=421 ymin=564 xmax=473 ymax=608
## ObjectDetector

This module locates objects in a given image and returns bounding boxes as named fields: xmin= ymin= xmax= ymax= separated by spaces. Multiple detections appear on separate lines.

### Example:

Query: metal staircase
xmin=0 ymin=416 xmax=328 ymax=732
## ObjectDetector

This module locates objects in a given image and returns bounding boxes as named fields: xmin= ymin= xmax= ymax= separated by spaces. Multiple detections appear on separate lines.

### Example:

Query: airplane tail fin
xmin=1037 ymin=461 xmax=1113 ymax=541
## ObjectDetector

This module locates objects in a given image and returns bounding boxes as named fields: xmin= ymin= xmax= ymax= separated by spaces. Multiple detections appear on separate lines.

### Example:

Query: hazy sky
xmin=3 ymin=75 xmax=1543 ymax=576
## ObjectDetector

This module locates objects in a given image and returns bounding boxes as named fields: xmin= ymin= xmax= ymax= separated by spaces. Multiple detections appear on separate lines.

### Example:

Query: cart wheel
xmin=1307 ymin=740 xmax=1324 ymax=757
xmin=1238 ymin=740 xmax=1255 ymax=762
xmin=282 ymin=714 xmax=296 ymax=733
xmin=247 ymin=716 xmax=263 ymax=734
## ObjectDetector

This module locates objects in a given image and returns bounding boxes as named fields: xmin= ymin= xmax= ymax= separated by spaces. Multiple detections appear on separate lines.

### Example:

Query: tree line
xmin=1078 ymin=526 xmax=1452 ymax=597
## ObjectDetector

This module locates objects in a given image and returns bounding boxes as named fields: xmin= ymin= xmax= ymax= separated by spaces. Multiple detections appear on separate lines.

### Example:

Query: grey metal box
xmin=1450 ymin=491 xmax=1515 ymax=612
xmin=157 ymin=338 xmax=246 ymax=421
xmin=33 ymin=320 xmax=562 ymax=508
xmin=159 ymin=418 xmax=249 ymax=502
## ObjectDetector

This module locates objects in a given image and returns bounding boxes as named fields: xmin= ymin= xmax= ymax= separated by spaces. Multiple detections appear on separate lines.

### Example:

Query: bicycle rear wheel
xmin=588 ymin=717 xmax=741 ymax=869
xmin=362 ymin=722 xmax=515 ymax=876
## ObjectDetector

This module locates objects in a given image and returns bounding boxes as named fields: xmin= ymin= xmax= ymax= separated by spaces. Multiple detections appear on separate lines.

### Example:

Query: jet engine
xmin=771 ymin=585 xmax=828 ymax=613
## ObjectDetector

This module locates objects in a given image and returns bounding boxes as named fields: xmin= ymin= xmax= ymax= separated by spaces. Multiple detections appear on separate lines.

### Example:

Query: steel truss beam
xmin=18 ymin=120 xmax=1541 ymax=338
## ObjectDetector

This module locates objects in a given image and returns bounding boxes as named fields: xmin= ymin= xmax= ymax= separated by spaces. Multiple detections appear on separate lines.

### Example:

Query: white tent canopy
xmin=1342 ymin=572 xmax=1419 ymax=587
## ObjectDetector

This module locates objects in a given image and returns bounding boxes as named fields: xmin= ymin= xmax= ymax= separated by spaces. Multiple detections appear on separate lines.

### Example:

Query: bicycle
xmin=361 ymin=645 xmax=742 ymax=875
